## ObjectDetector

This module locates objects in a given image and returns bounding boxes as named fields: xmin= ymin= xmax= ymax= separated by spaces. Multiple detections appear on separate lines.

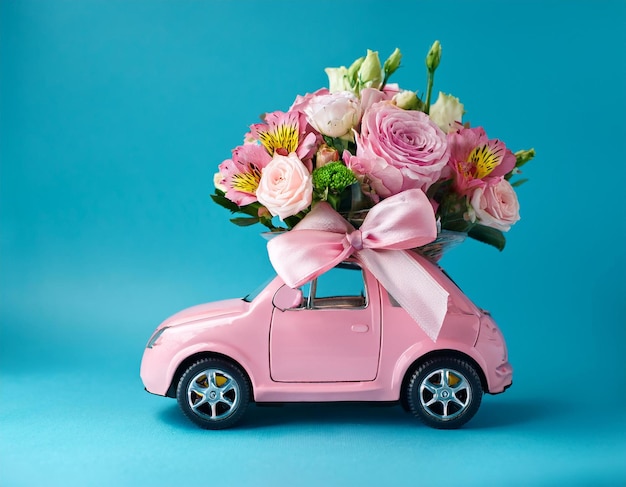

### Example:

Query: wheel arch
xmin=165 ymin=351 xmax=254 ymax=399
xmin=399 ymin=349 xmax=488 ymax=410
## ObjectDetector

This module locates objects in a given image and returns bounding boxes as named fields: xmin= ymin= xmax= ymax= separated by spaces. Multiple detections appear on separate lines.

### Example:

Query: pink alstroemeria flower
xmin=447 ymin=127 xmax=516 ymax=194
xmin=218 ymin=144 xmax=272 ymax=206
xmin=250 ymin=111 xmax=319 ymax=171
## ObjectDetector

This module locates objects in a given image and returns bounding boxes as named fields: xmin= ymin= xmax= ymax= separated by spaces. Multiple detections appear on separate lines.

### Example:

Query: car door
xmin=269 ymin=262 xmax=381 ymax=382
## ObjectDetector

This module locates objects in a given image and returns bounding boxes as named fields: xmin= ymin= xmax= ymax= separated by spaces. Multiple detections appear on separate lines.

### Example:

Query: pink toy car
xmin=141 ymin=253 xmax=512 ymax=429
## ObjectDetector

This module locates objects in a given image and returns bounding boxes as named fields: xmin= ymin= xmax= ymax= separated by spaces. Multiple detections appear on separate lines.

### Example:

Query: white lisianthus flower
xmin=304 ymin=91 xmax=361 ymax=138
xmin=213 ymin=172 xmax=227 ymax=192
xmin=429 ymin=92 xmax=464 ymax=133
xmin=325 ymin=67 xmax=352 ymax=93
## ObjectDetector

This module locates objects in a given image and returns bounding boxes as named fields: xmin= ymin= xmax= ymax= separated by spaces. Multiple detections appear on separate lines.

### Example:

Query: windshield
xmin=243 ymin=275 xmax=275 ymax=302
xmin=440 ymin=267 xmax=463 ymax=291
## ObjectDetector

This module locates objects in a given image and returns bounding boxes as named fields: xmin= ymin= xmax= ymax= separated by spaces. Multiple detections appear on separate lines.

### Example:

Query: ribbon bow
xmin=266 ymin=189 xmax=449 ymax=341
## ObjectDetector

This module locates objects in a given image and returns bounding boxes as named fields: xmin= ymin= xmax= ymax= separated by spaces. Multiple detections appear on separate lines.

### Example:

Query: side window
xmin=311 ymin=263 xmax=367 ymax=309
xmin=296 ymin=282 xmax=311 ymax=309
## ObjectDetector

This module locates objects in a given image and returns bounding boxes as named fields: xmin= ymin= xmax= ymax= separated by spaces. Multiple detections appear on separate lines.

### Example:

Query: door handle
xmin=351 ymin=324 xmax=369 ymax=333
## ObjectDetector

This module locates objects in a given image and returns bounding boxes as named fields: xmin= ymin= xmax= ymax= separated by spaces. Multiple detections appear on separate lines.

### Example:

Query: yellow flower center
xmin=466 ymin=143 xmax=503 ymax=179
xmin=231 ymin=164 xmax=262 ymax=194
xmin=257 ymin=122 xmax=299 ymax=156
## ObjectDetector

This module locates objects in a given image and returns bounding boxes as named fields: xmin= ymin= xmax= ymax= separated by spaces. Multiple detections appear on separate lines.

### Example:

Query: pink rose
xmin=256 ymin=153 xmax=313 ymax=221
xmin=360 ymin=85 xmax=399 ymax=113
xmin=355 ymin=102 xmax=448 ymax=194
xmin=470 ymin=178 xmax=520 ymax=232
xmin=344 ymin=150 xmax=402 ymax=202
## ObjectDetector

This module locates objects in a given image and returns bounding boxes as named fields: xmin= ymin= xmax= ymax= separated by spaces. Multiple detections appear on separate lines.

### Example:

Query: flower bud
xmin=347 ymin=56 xmax=365 ymax=83
xmin=316 ymin=144 xmax=340 ymax=167
xmin=358 ymin=50 xmax=382 ymax=89
xmin=426 ymin=40 xmax=442 ymax=72
xmin=514 ymin=148 xmax=536 ymax=168
xmin=393 ymin=90 xmax=420 ymax=110
xmin=257 ymin=206 xmax=271 ymax=219
xmin=383 ymin=48 xmax=402 ymax=77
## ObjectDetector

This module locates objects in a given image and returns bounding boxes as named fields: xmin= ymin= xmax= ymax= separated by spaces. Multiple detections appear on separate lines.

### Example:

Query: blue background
xmin=1 ymin=1 xmax=625 ymax=486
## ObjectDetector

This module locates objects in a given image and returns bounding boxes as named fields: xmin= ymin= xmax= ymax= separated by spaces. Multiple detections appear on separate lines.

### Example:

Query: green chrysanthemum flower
xmin=312 ymin=162 xmax=357 ymax=195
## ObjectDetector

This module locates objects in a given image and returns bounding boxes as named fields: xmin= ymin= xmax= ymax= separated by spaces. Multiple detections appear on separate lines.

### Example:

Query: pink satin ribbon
xmin=266 ymin=189 xmax=450 ymax=341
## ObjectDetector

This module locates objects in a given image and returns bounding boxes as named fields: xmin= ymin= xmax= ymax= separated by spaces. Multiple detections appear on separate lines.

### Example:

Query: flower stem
xmin=424 ymin=40 xmax=441 ymax=114
xmin=424 ymin=69 xmax=435 ymax=115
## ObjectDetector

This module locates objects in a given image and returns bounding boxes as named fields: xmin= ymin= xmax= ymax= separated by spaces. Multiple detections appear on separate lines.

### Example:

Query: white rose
xmin=256 ymin=153 xmax=313 ymax=221
xmin=470 ymin=179 xmax=520 ymax=232
xmin=304 ymin=91 xmax=361 ymax=138
xmin=429 ymin=92 xmax=464 ymax=133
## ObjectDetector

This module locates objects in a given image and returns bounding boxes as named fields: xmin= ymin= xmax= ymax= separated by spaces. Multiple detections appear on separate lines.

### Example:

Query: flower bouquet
xmin=212 ymin=42 xmax=534 ymax=259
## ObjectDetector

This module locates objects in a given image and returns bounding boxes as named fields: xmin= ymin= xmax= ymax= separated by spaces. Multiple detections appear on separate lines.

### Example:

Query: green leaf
xmin=468 ymin=224 xmax=506 ymax=251
xmin=442 ymin=219 xmax=473 ymax=233
xmin=321 ymin=136 xmax=350 ymax=154
xmin=230 ymin=217 xmax=260 ymax=227
xmin=240 ymin=202 xmax=264 ymax=218
xmin=283 ymin=215 xmax=301 ymax=229
xmin=211 ymin=192 xmax=240 ymax=213
xmin=322 ymin=135 xmax=334 ymax=146
xmin=511 ymin=178 xmax=529 ymax=188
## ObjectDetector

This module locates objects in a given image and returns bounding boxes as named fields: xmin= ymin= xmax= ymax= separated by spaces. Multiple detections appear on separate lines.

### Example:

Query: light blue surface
xmin=1 ymin=1 xmax=625 ymax=486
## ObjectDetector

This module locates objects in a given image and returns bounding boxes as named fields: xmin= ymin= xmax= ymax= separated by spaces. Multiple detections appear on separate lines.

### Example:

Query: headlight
xmin=146 ymin=327 xmax=169 ymax=349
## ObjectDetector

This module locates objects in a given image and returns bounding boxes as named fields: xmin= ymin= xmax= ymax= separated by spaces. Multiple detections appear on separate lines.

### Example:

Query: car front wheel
xmin=406 ymin=357 xmax=483 ymax=429
xmin=176 ymin=358 xmax=250 ymax=429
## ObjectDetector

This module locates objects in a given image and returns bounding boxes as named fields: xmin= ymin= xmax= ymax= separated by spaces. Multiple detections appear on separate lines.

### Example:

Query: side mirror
xmin=273 ymin=285 xmax=303 ymax=311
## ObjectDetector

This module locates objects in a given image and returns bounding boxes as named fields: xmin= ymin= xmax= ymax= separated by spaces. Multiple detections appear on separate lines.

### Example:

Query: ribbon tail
xmin=358 ymin=249 xmax=449 ymax=341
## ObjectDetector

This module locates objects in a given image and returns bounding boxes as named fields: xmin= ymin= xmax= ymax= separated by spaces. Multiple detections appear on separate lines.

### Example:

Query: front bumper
xmin=140 ymin=346 xmax=173 ymax=397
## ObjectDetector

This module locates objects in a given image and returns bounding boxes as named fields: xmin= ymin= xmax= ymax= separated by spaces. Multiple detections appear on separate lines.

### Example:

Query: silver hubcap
xmin=187 ymin=368 xmax=240 ymax=421
xmin=419 ymin=368 xmax=471 ymax=421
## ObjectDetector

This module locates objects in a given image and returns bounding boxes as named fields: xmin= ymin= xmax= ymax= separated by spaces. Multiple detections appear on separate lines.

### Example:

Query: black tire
xmin=176 ymin=358 xmax=250 ymax=430
xmin=406 ymin=357 xmax=482 ymax=429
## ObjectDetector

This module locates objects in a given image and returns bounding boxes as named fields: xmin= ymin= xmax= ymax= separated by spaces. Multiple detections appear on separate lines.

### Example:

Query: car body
xmin=140 ymin=252 xmax=512 ymax=429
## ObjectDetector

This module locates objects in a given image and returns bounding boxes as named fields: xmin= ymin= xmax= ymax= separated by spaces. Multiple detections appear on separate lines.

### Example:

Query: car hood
xmin=160 ymin=298 xmax=249 ymax=328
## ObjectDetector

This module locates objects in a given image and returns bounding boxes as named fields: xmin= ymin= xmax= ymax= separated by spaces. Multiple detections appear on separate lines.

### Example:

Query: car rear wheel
xmin=406 ymin=357 xmax=482 ymax=429
xmin=176 ymin=358 xmax=250 ymax=429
